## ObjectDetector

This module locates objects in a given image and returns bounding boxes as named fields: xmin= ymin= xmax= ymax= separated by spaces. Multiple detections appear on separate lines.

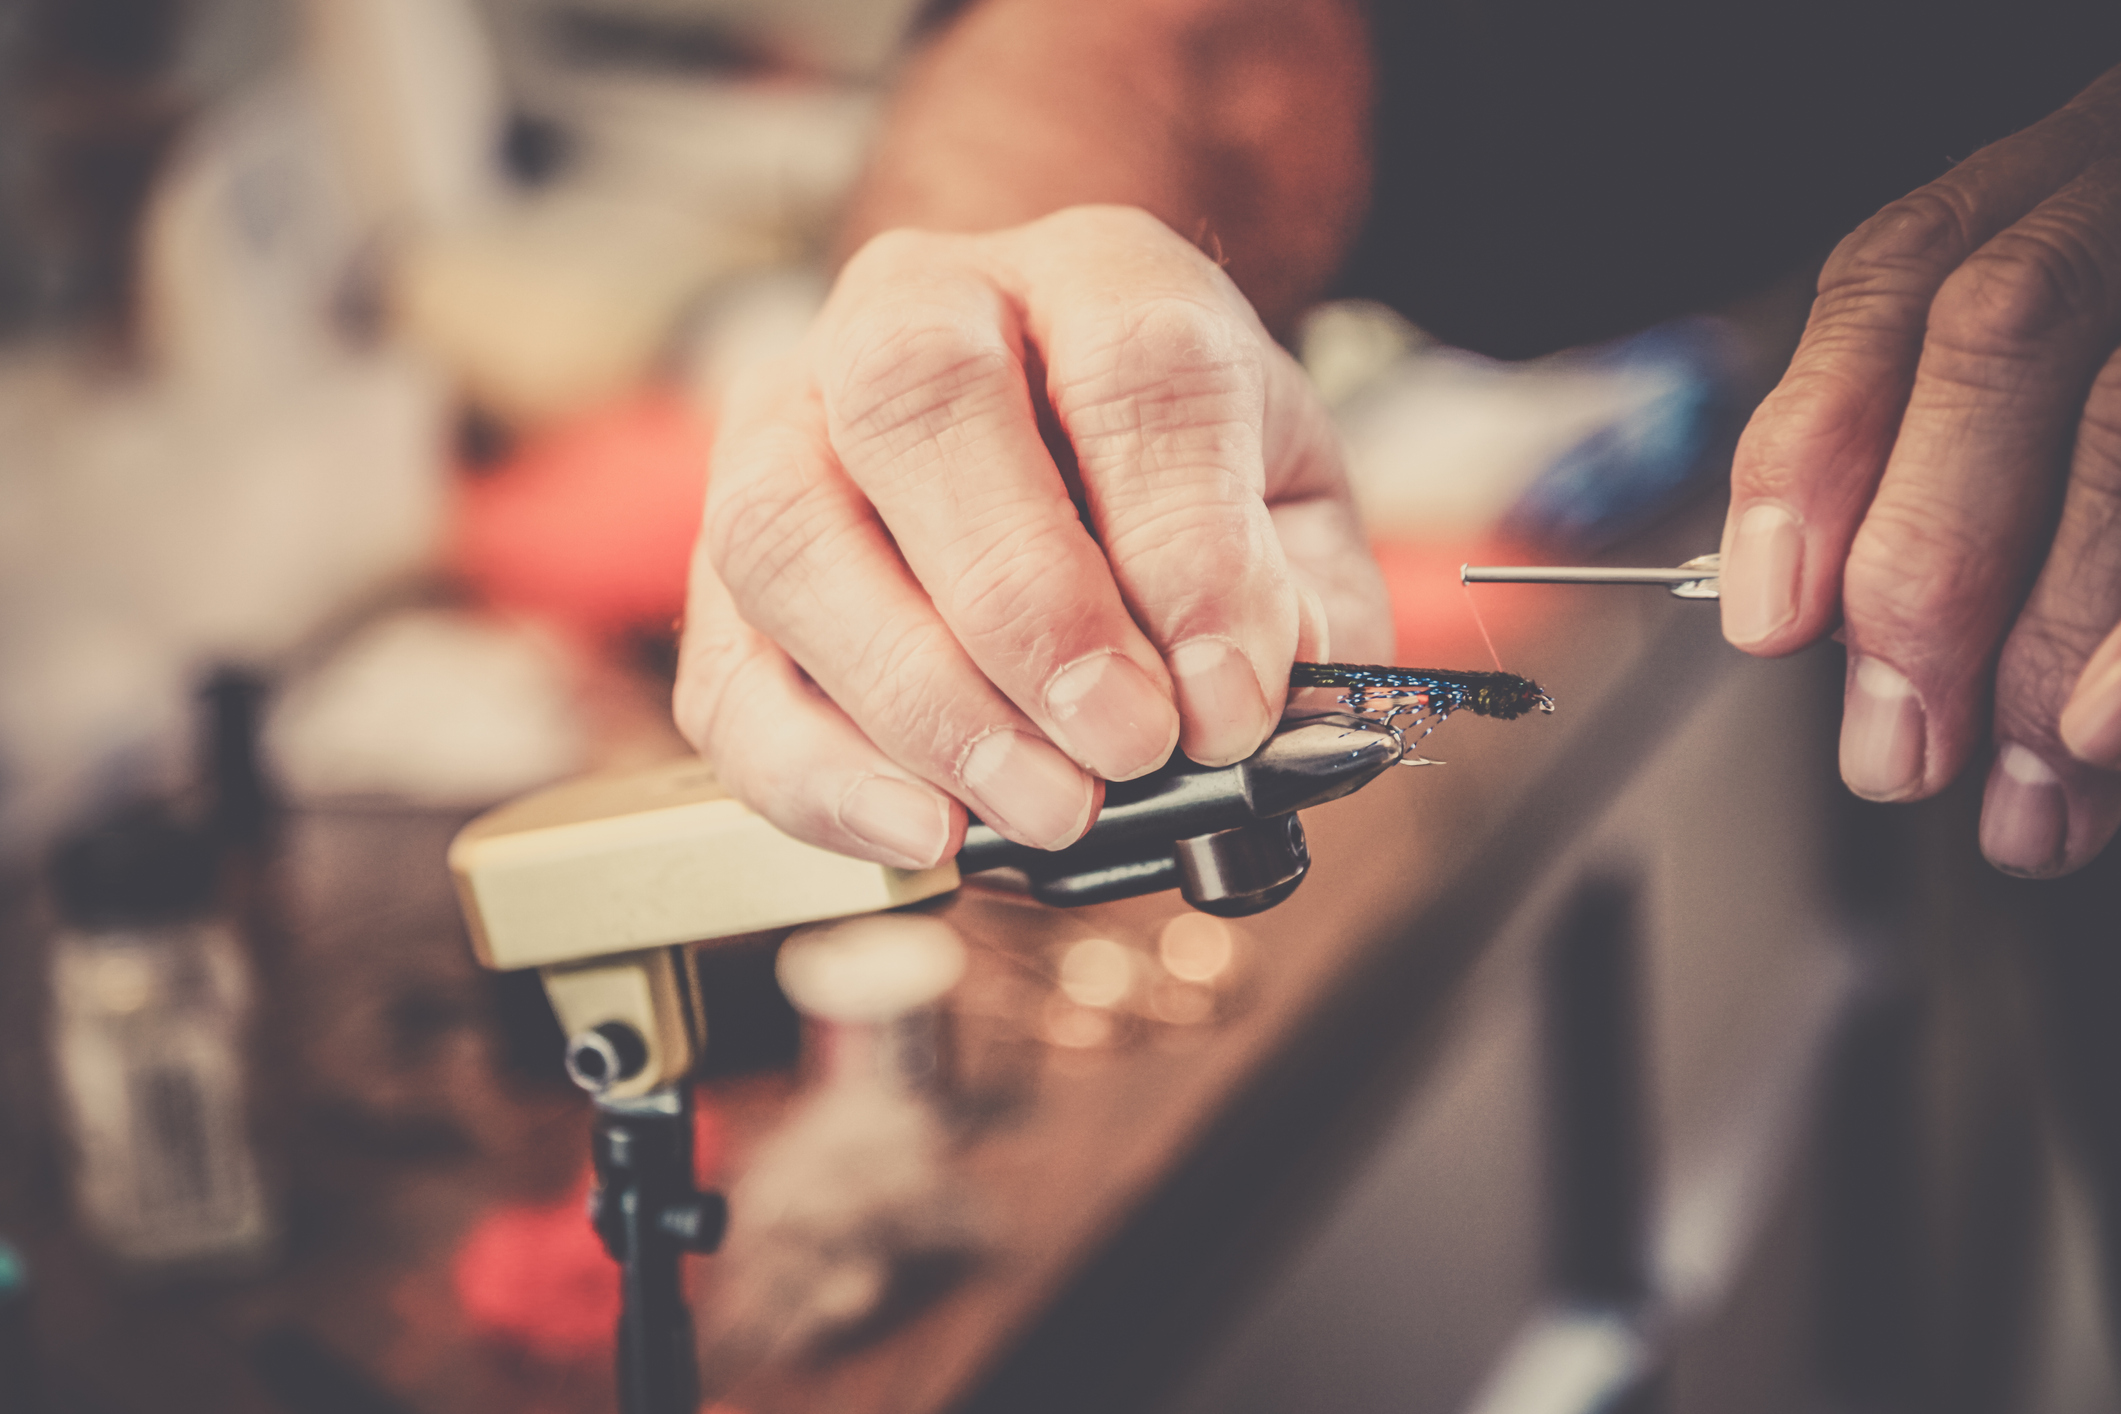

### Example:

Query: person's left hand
xmin=672 ymin=209 xmax=1389 ymax=872
xmin=1720 ymin=63 xmax=2121 ymax=876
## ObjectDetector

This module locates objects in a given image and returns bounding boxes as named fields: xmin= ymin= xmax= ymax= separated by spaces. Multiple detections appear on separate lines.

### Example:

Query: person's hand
xmin=674 ymin=206 xmax=1389 ymax=869
xmin=1720 ymin=65 xmax=2121 ymax=876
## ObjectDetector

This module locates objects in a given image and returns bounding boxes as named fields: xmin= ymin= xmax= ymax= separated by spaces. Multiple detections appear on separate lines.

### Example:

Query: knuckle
xmin=1842 ymin=503 xmax=1993 ymax=642
xmin=2078 ymin=364 xmax=2121 ymax=473
xmin=824 ymin=309 xmax=1018 ymax=479
xmin=2005 ymin=605 xmax=2102 ymax=686
xmin=934 ymin=515 xmax=1097 ymax=658
xmin=2069 ymin=492 xmax=2121 ymax=587
xmin=1733 ymin=364 xmax=1877 ymax=486
xmin=701 ymin=452 xmax=823 ymax=605
xmin=2031 ymin=511 xmax=2121 ymax=642
xmin=1821 ymin=188 xmax=1977 ymax=295
xmin=1121 ymin=294 xmax=1254 ymax=376
xmin=837 ymin=226 xmax=944 ymax=286
xmin=1996 ymin=619 xmax=2096 ymax=744
xmin=1106 ymin=496 xmax=1264 ymax=584
xmin=1929 ymin=235 xmax=2104 ymax=355
xmin=671 ymin=620 xmax=760 ymax=758
xmin=846 ymin=609 xmax=977 ymax=762
xmin=1039 ymin=203 xmax=1180 ymax=250
xmin=1055 ymin=295 xmax=1264 ymax=483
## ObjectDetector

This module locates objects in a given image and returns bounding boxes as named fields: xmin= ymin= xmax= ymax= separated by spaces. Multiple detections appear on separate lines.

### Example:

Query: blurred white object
xmin=777 ymin=913 xmax=966 ymax=1031
xmin=48 ymin=816 xmax=273 ymax=1272
xmin=392 ymin=74 xmax=871 ymax=422
xmin=266 ymin=608 xmax=587 ymax=807
xmin=780 ymin=911 xmax=967 ymax=1091
xmin=1331 ymin=334 xmax=1687 ymax=540
xmin=1306 ymin=300 xmax=1784 ymax=546
xmin=1459 ymin=1308 xmax=1649 ymax=1414
xmin=552 ymin=75 xmax=875 ymax=233
xmin=681 ymin=267 xmax=825 ymax=407
xmin=0 ymin=346 xmax=447 ymax=856
xmin=140 ymin=76 xmax=365 ymax=399
xmin=51 ymin=923 xmax=273 ymax=1270
xmin=710 ymin=1077 xmax=982 ymax=1363
xmin=703 ymin=913 xmax=977 ymax=1362
xmin=301 ymin=0 xmax=507 ymax=231
xmin=392 ymin=186 xmax=777 ymax=422
xmin=1296 ymin=299 xmax=1422 ymax=409
xmin=1 ymin=30 xmax=465 ymax=859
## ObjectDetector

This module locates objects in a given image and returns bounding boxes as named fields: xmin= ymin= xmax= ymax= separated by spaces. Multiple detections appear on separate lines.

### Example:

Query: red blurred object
xmin=450 ymin=389 xmax=714 ymax=643
xmin=1371 ymin=534 xmax=1550 ymax=668
xmin=447 ymin=393 xmax=1548 ymax=677
xmin=454 ymin=1096 xmax=725 ymax=1361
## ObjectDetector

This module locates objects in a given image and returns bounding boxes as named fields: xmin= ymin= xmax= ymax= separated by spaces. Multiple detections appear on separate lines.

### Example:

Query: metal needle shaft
xmin=1461 ymin=565 xmax=1706 ymax=585
xmin=1461 ymin=552 xmax=1722 ymax=599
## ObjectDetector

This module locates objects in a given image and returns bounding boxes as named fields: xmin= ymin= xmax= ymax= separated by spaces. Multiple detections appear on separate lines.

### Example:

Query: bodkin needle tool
xmin=1461 ymin=552 xmax=1722 ymax=600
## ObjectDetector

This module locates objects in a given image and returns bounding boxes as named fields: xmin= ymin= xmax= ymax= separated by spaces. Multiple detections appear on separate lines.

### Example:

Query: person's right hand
xmin=673 ymin=206 xmax=1390 ymax=870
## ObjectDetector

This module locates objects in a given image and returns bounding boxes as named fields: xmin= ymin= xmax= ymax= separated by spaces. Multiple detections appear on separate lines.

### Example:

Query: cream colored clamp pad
xmin=449 ymin=759 xmax=961 ymax=971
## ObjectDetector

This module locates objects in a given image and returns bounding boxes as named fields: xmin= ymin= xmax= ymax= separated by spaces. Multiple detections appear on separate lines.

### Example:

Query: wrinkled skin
xmin=1720 ymin=65 xmax=2121 ymax=877
xmin=675 ymin=207 xmax=1389 ymax=869
xmin=679 ymin=8 xmax=2121 ymax=881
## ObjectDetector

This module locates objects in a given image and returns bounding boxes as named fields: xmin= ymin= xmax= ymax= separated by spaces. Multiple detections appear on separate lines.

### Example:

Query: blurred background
xmin=1 ymin=2 xmax=2118 ymax=1412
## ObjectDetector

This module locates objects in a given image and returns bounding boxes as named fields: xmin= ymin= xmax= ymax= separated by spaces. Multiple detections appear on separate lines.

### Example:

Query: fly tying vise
xmin=447 ymin=654 xmax=1560 ymax=1413
xmin=1289 ymin=661 xmax=1556 ymax=764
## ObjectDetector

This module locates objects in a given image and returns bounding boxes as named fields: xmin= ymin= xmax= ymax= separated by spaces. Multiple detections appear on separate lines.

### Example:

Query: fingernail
xmin=2060 ymin=652 xmax=2121 ymax=767
xmin=1043 ymin=651 xmax=1178 ymax=781
xmin=1980 ymin=744 xmax=2067 ymax=877
xmin=959 ymin=729 xmax=1095 ymax=850
xmin=1169 ymin=636 xmax=1272 ymax=767
xmin=1840 ymin=655 xmax=1925 ymax=799
xmin=1722 ymin=502 xmax=1802 ymax=647
xmin=837 ymin=775 xmax=951 ymax=869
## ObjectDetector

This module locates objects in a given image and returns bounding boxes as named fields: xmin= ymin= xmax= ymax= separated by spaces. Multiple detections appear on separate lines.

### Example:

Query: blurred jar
xmin=775 ymin=911 xmax=966 ymax=1095
xmin=46 ymin=806 xmax=273 ymax=1273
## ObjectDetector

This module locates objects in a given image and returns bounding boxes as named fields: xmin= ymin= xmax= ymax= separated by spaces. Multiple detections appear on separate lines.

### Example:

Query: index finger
xmin=1719 ymin=94 xmax=2113 ymax=655
xmin=1009 ymin=207 xmax=1304 ymax=766
xmin=817 ymin=223 xmax=1185 ymax=784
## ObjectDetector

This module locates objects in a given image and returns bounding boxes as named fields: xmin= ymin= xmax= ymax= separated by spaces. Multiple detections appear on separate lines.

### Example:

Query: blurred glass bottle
xmin=46 ymin=805 xmax=273 ymax=1273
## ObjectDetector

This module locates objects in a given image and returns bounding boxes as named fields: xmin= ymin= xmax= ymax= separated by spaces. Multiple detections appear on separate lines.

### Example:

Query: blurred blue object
xmin=1503 ymin=316 xmax=1739 ymax=551
xmin=0 ymin=1234 xmax=37 ymax=1414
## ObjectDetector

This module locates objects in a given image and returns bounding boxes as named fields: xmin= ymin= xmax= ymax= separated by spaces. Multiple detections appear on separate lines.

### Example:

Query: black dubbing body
xmin=1289 ymin=662 xmax=1554 ymax=721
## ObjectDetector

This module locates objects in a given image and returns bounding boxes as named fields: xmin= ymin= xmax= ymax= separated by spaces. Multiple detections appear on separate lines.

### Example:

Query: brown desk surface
xmin=0 ymin=521 xmax=1729 ymax=1414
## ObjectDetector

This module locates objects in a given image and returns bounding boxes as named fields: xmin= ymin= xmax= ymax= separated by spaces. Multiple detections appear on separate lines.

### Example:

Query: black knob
xmin=566 ymin=1022 xmax=650 ymax=1093
xmin=657 ymin=1194 xmax=729 ymax=1254
xmin=1172 ymin=815 xmax=1310 ymax=917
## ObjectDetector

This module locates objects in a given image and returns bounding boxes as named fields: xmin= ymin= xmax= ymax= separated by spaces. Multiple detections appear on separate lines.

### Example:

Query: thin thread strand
xmin=1463 ymin=580 xmax=1506 ymax=673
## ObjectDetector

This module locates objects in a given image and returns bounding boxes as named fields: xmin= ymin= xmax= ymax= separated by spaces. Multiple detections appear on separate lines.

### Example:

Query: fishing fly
xmin=1288 ymin=661 xmax=1555 ymax=763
